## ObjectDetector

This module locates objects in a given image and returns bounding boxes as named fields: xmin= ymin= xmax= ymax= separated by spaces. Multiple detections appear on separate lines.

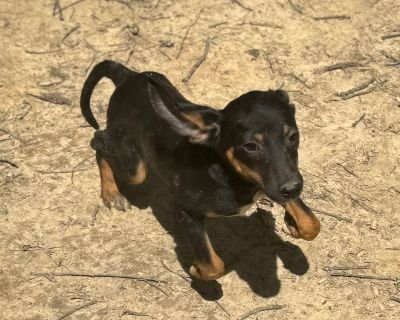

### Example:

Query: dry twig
xmin=90 ymin=205 xmax=100 ymax=226
xmin=261 ymin=50 xmax=275 ymax=73
xmin=231 ymin=0 xmax=253 ymax=11
xmin=53 ymin=0 xmax=64 ymax=20
xmin=214 ymin=300 xmax=230 ymax=316
xmin=328 ymin=272 xmax=397 ymax=281
xmin=390 ymin=297 xmax=400 ymax=303
xmin=160 ymin=260 xmax=191 ymax=283
xmin=71 ymin=154 xmax=95 ymax=184
xmin=288 ymin=0 xmax=303 ymax=14
xmin=121 ymin=308 xmax=150 ymax=317
xmin=351 ymin=113 xmax=366 ymax=128
xmin=182 ymin=37 xmax=211 ymax=83
xmin=153 ymin=0 xmax=162 ymax=8
xmin=27 ymin=92 xmax=71 ymax=105
xmin=381 ymin=50 xmax=400 ymax=66
xmin=336 ymin=163 xmax=358 ymax=178
xmin=113 ymin=0 xmax=133 ymax=10
xmin=248 ymin=21 xmax=283 ymax=29
xmin=313 ymin=15 xmax=351 ymax=20
xmin=60 ymin=25 xmax=80 ymax=44
xmin=58 ymin=300 xmax=97 ymax=320
xmin=209 ymin=21 xmax=228 ymax=28
xmin=18 ymin=104 xmax=32 ymax=120
xmin=54 ymin=0 xmax=86 ymax=14
xmin=340 ymin=86 xmax=376 ymax=100
xmin=312 ymin=208 xmax=353 ymax=223
xmin=176 ymin=9 xmax=203 ymax=59
xmin=237 ymin=305 xmax=285 ymax=320
xmin=317 ymin=62 xmax=361 ymax=73
xmin=323 ymin=265 xmax=370 ymax=272
xmin=337 ymin=78 xmax=376 ymax=100
xmin=349 ymin=196 xmax=379 ymax=214
xmin=382 ymin=33 xmax=400 ymax=40
xmin=0 ymin=128 xmax=25 ymax=144
xmin=0 ymin=159 xmax=18 ymax=168
xmin=286 ymin=72 xmax=311 ymax=89
xmin=25 ymin=49 xmax=61 ymax=55
xmin=31 ymin=272 xmax=165 ymax=283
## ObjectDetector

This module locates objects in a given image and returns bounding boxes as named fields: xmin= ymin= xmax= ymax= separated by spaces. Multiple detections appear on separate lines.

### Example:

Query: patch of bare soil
xmin=0 ymin=0 xmax=399 ymax=319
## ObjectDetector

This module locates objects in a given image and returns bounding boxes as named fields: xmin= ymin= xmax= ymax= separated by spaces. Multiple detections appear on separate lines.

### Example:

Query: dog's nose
xmin=280 ymin=180 xmax=302 ymax=199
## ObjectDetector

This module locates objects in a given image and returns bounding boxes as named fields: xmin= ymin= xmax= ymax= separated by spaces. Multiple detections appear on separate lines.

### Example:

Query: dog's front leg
xmin=177 ymin=210 xmax=225 ymax=281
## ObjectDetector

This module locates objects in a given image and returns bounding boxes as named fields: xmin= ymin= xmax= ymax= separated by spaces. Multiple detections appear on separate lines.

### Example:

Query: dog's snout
xmin=279 ymin=179 xmax=302 ymax=199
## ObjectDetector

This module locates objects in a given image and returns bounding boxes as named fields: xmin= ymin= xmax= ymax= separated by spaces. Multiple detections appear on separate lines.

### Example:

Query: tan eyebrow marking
xmin=254 ymin=133 xmax=263 ymax=142
xmin=283 ymin=125 xmax=290 ymax=134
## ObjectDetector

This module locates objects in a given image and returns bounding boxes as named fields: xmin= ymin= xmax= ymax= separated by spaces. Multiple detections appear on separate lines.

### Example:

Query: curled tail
xmin=80 ymin=60 xmax=136 ymax=129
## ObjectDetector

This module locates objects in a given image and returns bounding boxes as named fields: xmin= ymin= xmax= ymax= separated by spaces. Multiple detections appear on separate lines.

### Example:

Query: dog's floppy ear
xmin=147 ymin=76 xmax=220 ymax=146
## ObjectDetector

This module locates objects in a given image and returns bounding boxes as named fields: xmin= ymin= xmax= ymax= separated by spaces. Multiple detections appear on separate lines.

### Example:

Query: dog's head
xmin=147 ymin=77 xmax=320 ymax=240
xmin=218 ymin=90 xmax=301 ymax=203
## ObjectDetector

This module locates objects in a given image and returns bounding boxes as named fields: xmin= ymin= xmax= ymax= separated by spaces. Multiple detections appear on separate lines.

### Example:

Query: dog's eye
xmin=288 ymin=132 xmax=299 ymax=144
xmin=243 ymin=142 xmax=260 ymax=152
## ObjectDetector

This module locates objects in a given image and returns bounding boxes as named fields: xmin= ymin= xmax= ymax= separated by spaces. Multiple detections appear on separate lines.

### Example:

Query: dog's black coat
xmin=81 ymin=60 xmax=305 ymax=280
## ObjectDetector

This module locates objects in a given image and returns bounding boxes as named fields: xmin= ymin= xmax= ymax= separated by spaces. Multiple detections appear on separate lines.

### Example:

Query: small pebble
xmin=370 ymin=220 xmax=378 ymax=230
xmin=159 ymin=40 xmax=174 ymax=48
xmin=127 ymin=23 xmax=139 ymax=35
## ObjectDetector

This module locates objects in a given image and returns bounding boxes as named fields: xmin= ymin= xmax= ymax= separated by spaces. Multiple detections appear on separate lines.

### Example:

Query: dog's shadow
xmin=119 ymin=173 xmax=309 ymax=300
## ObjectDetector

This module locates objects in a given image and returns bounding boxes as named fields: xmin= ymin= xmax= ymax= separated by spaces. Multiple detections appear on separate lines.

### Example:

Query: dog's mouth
xmin=282 ymin=198 xmax=320 ymax=241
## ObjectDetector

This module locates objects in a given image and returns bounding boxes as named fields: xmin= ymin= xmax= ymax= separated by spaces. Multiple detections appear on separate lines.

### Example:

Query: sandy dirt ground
xmin=1 ymin=0 xmax=400 ymax=319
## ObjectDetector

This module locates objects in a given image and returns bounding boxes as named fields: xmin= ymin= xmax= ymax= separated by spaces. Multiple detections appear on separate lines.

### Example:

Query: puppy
xmin=80 ymin=60 xmax=320 ymax=281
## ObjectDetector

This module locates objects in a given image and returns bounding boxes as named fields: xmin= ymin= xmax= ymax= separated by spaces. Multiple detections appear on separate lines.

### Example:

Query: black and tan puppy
xmin=80 ymin=60 xmax=320 ymax=281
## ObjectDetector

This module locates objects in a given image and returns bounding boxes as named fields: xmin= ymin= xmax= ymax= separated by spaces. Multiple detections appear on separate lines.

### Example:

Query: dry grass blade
xmin=58 ymin=300 xmax=97 ymax=320
xmin=237 ymin=305 xmax=285 ymax=320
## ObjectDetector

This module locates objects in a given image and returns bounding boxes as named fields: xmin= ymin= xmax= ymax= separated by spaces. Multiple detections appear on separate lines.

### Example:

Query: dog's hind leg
xmin=96 ymin=152 xmax=132 ymax=211
xmin=90 ymin=130 xmax=130 ymax=211
xmin=91 ymin=129 xmax=147 ymax=210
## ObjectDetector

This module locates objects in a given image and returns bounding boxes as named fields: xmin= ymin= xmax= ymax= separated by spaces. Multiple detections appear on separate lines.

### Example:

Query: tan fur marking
xmin=283 ymin=199 xmax=320 ymax=241
xmin=182 ymin=111 xmax=206 ymax=129
xmin=226 ymin=147 xmax=264 ymax=187
xmin=283 ymin=124 xmax=290 ymax=134
xmin=128 ymin=160 xmax=147 ymax=185
xmin=254 ymin=133 xmax=263 ymax=142
xmin=98 ymin=158 xmax=120 ymax=205
xmin=189 ymin=232 xmax=225 ymax=281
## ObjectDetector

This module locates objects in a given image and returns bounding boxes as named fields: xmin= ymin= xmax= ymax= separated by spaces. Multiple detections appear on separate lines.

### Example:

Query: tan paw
xmin=101 ymin=189 xmax=131 ymax=212
xmin=189 ymin=260 xmax=225 ymax=281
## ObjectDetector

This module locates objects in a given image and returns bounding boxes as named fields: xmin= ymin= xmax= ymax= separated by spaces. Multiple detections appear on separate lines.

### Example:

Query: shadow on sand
xmin=118 ymin=173 xmax=309 ymax=301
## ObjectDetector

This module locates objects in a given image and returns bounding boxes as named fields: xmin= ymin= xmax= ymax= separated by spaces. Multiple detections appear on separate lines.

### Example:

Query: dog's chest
xmin=206 ymin=191 xmax=265 ymax=218
xmin=234 ymin=191 xmax=266 ymax=217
